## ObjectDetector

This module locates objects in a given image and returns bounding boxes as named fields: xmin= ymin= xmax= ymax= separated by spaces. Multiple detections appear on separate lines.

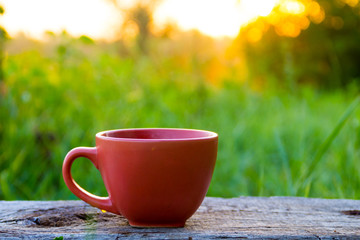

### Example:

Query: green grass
xmin=1 ymin=37 xmax=360 ymax=200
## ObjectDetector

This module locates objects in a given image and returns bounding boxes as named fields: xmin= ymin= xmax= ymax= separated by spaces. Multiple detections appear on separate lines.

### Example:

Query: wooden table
xmin=1 ymin=197 xmax=360 ymax=239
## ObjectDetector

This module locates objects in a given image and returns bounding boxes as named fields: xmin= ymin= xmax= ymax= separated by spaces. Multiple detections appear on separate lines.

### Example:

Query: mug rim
xmin=96 ymin=128 xmax=218 ymax=142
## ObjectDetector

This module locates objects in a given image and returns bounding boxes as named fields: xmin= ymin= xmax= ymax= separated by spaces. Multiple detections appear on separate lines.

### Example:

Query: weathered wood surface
xmin=0 ymin=197 xmax=360 ymax=239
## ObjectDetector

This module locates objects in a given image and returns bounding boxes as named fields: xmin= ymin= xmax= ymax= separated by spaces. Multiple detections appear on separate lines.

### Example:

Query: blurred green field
xmin=1 ymin=33 xmax=360 ymax=201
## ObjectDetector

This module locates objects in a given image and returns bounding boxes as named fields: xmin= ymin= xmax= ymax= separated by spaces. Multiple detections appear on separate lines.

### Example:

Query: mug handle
xmin=62 ymin=147 xmax=117 ymax=214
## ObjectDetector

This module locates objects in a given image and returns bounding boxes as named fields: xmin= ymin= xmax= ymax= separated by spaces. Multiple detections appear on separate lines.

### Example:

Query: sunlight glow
xmin=239 ymin=0 xmax=279 ymax=17
xmin=0 ymin=0 xmax=279 ymax=39
xmin=242 ymin=0 xmax=326 ymax=40
xmin=155 ymin=0 xmax=278 ymax=37
xmin=280 ymin=0 xmax=306 ymax=15
xmin=0 ymin=0 xmax=121 ymax=40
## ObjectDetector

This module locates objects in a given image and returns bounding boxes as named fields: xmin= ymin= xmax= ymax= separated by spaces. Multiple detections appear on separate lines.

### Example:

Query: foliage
xmin=237 ymin=0 xmax=360 ymax=89
xmin=0 ymin=33 xmax=360 ymax=200
xmin=1 ymin=0 xmax=360 ymax=200
xmin=0 ymin=4 xmax=8 ymax=82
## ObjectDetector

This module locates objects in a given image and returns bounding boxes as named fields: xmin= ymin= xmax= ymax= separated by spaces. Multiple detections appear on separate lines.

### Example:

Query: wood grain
xmin=1 ymin=197 xmax=360 ymax=239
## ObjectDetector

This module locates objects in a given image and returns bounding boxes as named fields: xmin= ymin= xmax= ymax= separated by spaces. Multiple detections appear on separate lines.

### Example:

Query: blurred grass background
xmin=1 ymin=0 xmax=360 ymax=200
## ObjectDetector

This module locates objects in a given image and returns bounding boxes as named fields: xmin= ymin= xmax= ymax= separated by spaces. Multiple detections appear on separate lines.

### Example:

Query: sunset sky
xmin=0 ymin=0 xmax=279 ymax=40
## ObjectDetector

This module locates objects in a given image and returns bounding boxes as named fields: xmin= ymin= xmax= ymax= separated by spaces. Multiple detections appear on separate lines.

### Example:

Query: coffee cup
xmin=62 ymin=128 xmax=218 ymax=227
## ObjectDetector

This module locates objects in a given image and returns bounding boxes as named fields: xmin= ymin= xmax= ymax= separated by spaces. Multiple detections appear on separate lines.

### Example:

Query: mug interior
xmin=98 ymin=128 xmax=217 ymax=141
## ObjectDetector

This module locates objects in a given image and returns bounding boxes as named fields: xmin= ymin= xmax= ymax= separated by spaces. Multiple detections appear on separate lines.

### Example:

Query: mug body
xmin=96 ymin=128 xmax=218 ymax=227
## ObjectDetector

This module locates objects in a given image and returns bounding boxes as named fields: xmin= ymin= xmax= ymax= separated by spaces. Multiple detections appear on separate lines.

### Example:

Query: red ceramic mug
xmin=62 ymin=128 xmax=218 ymax=227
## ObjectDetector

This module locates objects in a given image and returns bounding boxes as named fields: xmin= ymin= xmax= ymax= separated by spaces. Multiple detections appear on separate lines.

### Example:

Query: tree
xmin=109 ymin=0 xmax=162 ymax=54
xmin=234 ymin=0 xmax=360 ymax=89
xmin=0 ymin=5 xmax=8 ymax=83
